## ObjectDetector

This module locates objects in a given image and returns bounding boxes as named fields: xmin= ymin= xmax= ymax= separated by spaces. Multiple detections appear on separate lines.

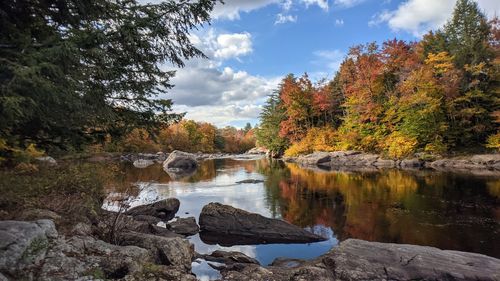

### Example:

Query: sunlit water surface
xmin=102 ymin=157 xmax=500 ymax=280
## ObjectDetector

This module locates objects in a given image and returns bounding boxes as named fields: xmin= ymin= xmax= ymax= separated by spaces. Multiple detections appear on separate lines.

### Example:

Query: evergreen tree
xmin=444 ymin=0 xmax=492 ymax=69
xmin=0 ymin=0 xmax=218 ymax=152
xmin=256 ymin=93 xmax=289 ymax=156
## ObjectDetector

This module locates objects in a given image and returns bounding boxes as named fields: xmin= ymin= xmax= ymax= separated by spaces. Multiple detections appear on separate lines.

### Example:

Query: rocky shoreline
xmin=1 ymin=198 xmax=500 ymax=281
xmin=283 ymin=151 xmax=500 ymax=175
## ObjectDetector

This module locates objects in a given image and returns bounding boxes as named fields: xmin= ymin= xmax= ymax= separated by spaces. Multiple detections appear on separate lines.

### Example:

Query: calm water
xmin=102 ymin=157 xmax=500 ymax=280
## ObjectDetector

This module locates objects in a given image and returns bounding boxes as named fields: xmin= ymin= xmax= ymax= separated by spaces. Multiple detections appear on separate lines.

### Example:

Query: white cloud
xmin=333 ymin=0 xmax=367 ymax=8
xmin=282 ymin=0 xmax=293 ymax=11
xmin=211 ymin=0 xmax=280 ymax=20
xmin=335 ymin=19 xmax=345 ymax=26
xmin=275 ymin=13 xmax=298 ymax=24
xmin=173 ymin=103 xmax=267 ymax=127
xmin=214 ymin=33 xmax=253 ymax=60
xmin=370 ymin=0 xmax=500 ymax=37
xmin=313 ymin=49 xmax=345 ymax=73
xmin=301 ymin=0 xmax=329 ymax=11
xmin=161 ymin=29 xmax=280 ymax=127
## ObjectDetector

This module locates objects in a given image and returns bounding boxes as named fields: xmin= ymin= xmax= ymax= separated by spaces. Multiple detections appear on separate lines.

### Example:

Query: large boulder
xmin=296 ymin=152 xmax=332 ymax=166
xmin=219 ymin=239 xmax=500 ymax=281
xmin=168 ymin=217 xmax=199 ymax=236
xmin=198 ymin=203 xmax=326 ymax=245
xmin=125 ymin=198 xmax=180 ymax=221
xmin=0 ymin=220 xmax=57 ymax=276
xmin=323 ymin=239 xmax=500 ymax=280
xmin=118 ymin=231 xmax=194 ymax=271
xmin=39 ymin=235 xmax=153 ymax=280
xmin=163 ymin=150 xmax=198 ymax=172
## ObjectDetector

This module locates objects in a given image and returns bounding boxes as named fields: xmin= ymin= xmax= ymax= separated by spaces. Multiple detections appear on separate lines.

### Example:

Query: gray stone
xmin=0 ymin=219 xmax=57 ymax=275
xmin=324 ymin=239 xmax=500 ymax=281
xmin=118 ymin=231 xmax=193 ymax=271
xmin=296 ymin=152 xmax=331 ymax=166
xmin=373 ymin=159 xmax=396 ymax=168
xmin=125 ymin=198 xmax=180 ymax=221
xmin=168 ymin=217 xmax=199 ymax=236
xmin=246 ymin=147 xmax=268 ymax=155
xmin=219 ymin=239 xmax=500 ymax=281
xmin=236 ymin=179 xmax=264 ymax=184
xmin=199 ymin=203 xmax=326 ymax=245
xmin=400 ymin=158 xmax=423 ymax=168
xmin=39 ymin=235 xmax=153 ymax=280
xmin=162 ymin=150 xmax=198 ymax=172
xmin=133 ymin=159 xmax=155 ymax=168
xmin=470 ymin=154 xmax=500 ymax=165
xmin=71 ymin=222 xmax=92 ymax=236
xmin=35 ymin=156 xmax=57 ymax=165
xmin=201 ymin=250 xmax=259 ymax=265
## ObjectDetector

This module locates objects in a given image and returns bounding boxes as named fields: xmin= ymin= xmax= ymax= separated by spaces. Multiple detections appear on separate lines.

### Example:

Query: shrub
xmin=285 ymin=127 xmax=338 ymax=156
xmin=383 ymin=132 xmax=417 ymax=159
xmin=486 ymin=132 xmax=500 ymax=151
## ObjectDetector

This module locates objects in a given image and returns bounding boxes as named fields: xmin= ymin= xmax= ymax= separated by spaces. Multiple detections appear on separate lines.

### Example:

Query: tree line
xmin=91 ymin=120 xmax=256 ymax=154
xmin=256 ymin=0 xmax=499 ymax=158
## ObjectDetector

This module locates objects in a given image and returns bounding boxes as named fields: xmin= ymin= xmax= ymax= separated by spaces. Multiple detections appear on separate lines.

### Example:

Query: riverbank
xmin=283 ymin=151 xmax=500 ymax=175
xmin=1 ymin=199 xmax=499 ymax=280
xmin=1 ymin=152 xmax=499 ymax=280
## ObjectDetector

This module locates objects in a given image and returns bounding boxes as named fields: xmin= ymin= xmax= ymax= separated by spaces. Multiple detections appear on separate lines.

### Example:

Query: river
xmin=102 ymin=156 xmax=500 ymax=280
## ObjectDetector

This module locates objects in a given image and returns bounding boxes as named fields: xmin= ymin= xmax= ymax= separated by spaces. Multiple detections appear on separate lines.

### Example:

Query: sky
xmin=159 ymin=0 xmax=499 ymax=128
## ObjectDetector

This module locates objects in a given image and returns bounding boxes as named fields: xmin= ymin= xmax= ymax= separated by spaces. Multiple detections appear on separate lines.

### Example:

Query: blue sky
xmin=161 ymin=0 xmax=499 ymax=128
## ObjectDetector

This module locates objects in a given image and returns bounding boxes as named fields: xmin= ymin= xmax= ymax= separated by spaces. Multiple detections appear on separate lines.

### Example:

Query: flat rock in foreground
xmin=327 ymin=239 xmax=500 ymax=281
xmin=198 ymin=202 xmax=326 ymax=245
xmin=219 ymin=239 xmax=500 ymax=281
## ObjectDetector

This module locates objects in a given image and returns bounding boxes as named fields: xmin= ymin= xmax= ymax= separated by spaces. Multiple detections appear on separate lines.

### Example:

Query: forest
xmin=256 ymin=0 xmax=499 ymax=158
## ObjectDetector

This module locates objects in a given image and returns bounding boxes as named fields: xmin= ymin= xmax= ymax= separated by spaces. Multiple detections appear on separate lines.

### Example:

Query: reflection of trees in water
xmin=261 ymin=163 xmax=500 ymax=257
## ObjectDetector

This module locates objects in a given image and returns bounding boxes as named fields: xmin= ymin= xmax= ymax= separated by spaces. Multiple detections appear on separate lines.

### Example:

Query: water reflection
xmin=102 ymin=157 xmax=500 ymax=271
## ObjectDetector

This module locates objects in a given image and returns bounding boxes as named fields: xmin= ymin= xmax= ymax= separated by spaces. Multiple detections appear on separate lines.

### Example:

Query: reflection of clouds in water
xmin=192 ymin=259 xmax=222 ymax=281
xmin=189 ymin=234 xmax=257 ymax=257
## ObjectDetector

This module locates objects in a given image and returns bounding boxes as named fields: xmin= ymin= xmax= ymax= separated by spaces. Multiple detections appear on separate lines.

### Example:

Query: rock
xmin=219 ymin=239 xmax=500 ymax=281
xmin=39 ymin=235 xmax=153 ymax=280
xmin=35 ymin=156 xmax=57 ymax=165
xmin=202 ymin=250 xmax=259 ymax=265
xmin=400 ymin=158 xmax=423 ymax=168
xmin=118 ymin=231 xmax=194 ymax=271
xmin=198 ymin=203 xmax=326 ymax=245
xmin=373 ymin=158 xmax=396 ymax=168
xmin=125 ymin=198 xmax=180 ymax=221
xmin=0 ymin=219 xmax=57 ymax=276
xmin=133 ymin=214 xmax=162 ymax=224
xmin=149 ymin=224 xmax=184 ymax=238
xmin=71 ymin=222 xmax=92 ymax=236
xmin=246 ymin=147 xmax=268 ymax=155
xmin=236 ymin=179 xmax=264 ymax=184
xmin=296 ymin=152 xmax=331 ymax=166
xmin=163 ymin=150 xmax=198 ymax=172
xmin=17 ymin=208 xmax=61 ymax=221
xmin=168 ymin=217 xmax=199 ymax=236
xmin=133 ymin=159 xmax=155 ymax=168
xmin=270 ymin=258 xmax=306 ymax=268
xmin=470 ymin=154 xmax=500 ymax=165
xmin=323 ymin=239 xmax=500 ymax=281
